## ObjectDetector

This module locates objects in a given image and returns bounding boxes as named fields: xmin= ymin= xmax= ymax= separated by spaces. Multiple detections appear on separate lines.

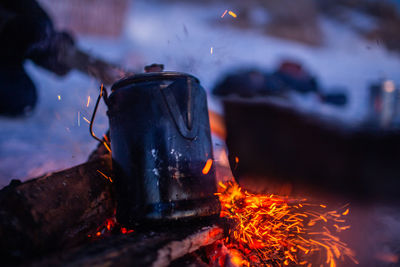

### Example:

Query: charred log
xmin=29 ymin=224 xmax=223 ymax=267
xmin=0 ymin=152 xmax=114 ymax=263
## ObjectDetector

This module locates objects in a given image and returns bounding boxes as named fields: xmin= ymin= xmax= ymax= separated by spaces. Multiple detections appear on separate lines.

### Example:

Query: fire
xmin=88 ymin=217 xmax=134 ymax=239
xmin=215 ymin=181 xmax=358 ymax=266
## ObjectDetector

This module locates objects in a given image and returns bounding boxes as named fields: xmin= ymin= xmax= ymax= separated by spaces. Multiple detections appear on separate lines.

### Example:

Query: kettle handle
xmin=89 ymin=84 xmax=111 ymax=152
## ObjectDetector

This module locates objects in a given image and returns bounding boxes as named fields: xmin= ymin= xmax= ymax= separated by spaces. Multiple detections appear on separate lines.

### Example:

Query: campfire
xmin=214 ymin=181 xmax=357 ymax=267
xmin=80 ymin=178 xmax=357 ymax=266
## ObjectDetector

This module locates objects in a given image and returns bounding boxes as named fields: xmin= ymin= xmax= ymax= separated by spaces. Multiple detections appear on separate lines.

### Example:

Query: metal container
xmin=92 ymin=71 xmax=220 ymax=226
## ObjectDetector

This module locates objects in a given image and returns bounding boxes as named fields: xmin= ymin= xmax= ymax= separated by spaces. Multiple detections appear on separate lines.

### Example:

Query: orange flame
xmin=88 ymin=217 xmax=134 ymax=239
xmin=215 ymin=181 xmax=358 ymax=266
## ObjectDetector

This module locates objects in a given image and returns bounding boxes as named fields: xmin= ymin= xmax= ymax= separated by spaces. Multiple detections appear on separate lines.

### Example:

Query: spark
xmin=216 ymin=181 xmax=357 ymax=266
xmin=228 ymin=11 xmax=237 ymax=18
xmin=202 ymin=159 xmax=213 ymax=174
xmin=221 ymin=10 xmax=228 ymax=18
xmin=97 ymin=169 xmax=113 ymax=183
xmin=103 ymin=142 xmax=111 ymax=153
xmin=210 ymin=46 xmax=214 ymax=55
xmin=102 ymin=134 xmax=112 ymax=153
xmin=103 ymin=134 xmax=110 ymax=144
xmin=82 ymin=116 xmax=90 ymax=124
xmin=86 ymin=96 xmax=91 ymax=107
xmin=57 ymin=95 xmax=61 ymax=100
xmin=342 ymin=208 xmax=349 ymax=216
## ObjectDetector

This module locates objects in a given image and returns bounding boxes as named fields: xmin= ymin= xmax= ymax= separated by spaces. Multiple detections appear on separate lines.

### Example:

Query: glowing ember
xmin=228 ymin=11 xmax=237 ymax=18
xmin=202 ymin=159 xmax=213 ymax=174
xmin=83 ymin=116 xmax=91 ymax=124
xmin=215 ymin=181 xmax=358 ymax=266
xmin=86 ymin=96 xmax=91 ymax=107
xmin=97 ymin=169 xmax=113 ymax=183
xmin=342 ymin=209 xmax=349 ymax=216
xmin=57 ymin=95 xmax=61 ymax=100
xmin=211 ymin=46 xmax=214 ymax=55
xmin=88 ymin=217 xmax=134 ymax=239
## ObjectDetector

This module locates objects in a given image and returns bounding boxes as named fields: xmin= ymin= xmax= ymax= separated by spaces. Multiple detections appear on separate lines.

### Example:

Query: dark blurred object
xmin=0 ymin=0 xmax=74 ymax=75
xmin=0 ymin=0 xmax=74 ymax=116
xmin=0 ymin=0 xmax=129 ymax=116
xmin=223 ymin=98 xmax=400 ymax=200
xmin=213 ymin=60 xmax=347 ymax=106
xmin=273 ymin=61 xmax=318 ymax=93
xmin=320 ymin=90 xmax=348 ymax=106
xmin=0 ymin=65 xmax=37 ymax=115
xmin=213 ymin=70 xmax=284 ymax=97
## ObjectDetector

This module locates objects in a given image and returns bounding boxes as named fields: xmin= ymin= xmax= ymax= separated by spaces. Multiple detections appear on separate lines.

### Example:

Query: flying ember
xmin=221 ymin=10 xmax=228 ymax=18
xmin=228 ymin=11 xmax=237 ymax=18
xmin=215 ymin=181 xmax=358 ymax=266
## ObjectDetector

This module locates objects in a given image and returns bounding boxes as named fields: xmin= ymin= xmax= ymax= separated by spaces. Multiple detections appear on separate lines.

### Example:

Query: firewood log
xmin=0 ymin=152 xmax=114 ymax=263
xmin=30 ymin=224 xmax=223 ymax=267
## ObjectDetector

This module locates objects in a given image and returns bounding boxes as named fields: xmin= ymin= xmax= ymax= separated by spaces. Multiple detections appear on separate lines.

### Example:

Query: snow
xmin=1 ymin=0 xmax=400 ymax=187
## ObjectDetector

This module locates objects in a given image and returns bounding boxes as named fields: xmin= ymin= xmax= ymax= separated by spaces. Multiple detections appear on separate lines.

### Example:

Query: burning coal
xmin=88 ymin=217 xmax=134 ymax=239
xmin=215 ymin=181 xmax=358 ymax=267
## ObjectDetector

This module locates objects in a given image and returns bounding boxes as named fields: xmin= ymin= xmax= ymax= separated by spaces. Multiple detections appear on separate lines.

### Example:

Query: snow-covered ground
xmin=1 ymin=0 xmax=400 ymax=187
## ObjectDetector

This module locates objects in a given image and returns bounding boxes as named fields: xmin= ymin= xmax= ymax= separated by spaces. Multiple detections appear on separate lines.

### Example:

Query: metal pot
xmin=91 ymin=71 xmax=220 ymax=226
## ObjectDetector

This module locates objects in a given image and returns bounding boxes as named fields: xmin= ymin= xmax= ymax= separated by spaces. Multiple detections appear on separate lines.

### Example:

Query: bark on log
xmin=30 ymin=224 xmax=223 ymax=267
xmin=0 ymin=153 xmax=114 ymax=263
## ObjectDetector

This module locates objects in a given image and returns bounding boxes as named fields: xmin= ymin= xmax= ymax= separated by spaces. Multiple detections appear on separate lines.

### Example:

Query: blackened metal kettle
xmin=92 ymin=70 xmax=220 ymax=226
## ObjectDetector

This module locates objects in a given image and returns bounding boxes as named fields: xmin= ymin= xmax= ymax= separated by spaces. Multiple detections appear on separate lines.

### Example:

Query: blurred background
xmin=1 ymin=0 xmax=400 ymax=185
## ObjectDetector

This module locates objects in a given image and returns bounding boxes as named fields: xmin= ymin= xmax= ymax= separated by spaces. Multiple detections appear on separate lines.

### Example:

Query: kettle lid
xmin=111 ymin=72 xmax=200 ymax=92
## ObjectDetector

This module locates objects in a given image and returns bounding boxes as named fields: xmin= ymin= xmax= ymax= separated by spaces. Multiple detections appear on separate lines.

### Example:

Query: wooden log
xmin=30 ymin=224 xmax=224 ymax=267
xmin=0 ymin=152 xmax=114 ymax=263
